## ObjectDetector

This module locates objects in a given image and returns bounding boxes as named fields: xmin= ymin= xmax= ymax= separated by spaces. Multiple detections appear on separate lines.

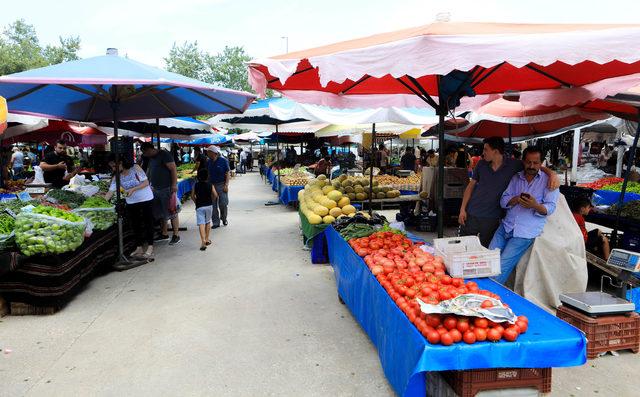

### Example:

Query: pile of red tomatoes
xmin=348 ymin=231 xmax=529 ymax=345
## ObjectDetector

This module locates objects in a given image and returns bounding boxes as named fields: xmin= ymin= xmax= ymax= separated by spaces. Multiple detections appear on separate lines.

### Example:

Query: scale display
xmin=607 ymin=249 xmax=640 ymax=272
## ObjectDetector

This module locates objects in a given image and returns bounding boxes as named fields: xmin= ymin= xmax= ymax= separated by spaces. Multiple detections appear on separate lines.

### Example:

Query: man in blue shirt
xmin=204 ymin=145 xmax=230 ymax=228
xmin=489 ymin=146 xmax=560 ymax=284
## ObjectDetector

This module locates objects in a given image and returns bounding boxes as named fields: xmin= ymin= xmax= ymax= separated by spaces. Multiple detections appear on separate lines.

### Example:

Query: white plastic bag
xmin=72 ymin=207 xmax=116 ymax=231
xmin=14 ymin=211 xmax=86 ymax=256
xmin=32 ymin=166 xmax=45 ymax=184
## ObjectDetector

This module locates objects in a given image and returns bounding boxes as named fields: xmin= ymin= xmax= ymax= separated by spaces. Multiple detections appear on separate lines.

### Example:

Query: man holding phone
xmin=489 ymin=146 xmax=560 ymax=284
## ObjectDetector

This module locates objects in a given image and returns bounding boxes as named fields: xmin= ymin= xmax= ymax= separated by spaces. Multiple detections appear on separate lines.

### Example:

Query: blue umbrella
xmin=0 ymin=49 xmax=255 ymax=268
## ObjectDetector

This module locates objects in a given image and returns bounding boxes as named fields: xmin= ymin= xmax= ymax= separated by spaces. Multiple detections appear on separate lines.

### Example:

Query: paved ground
xmin=1 ymin=172 xmax=638 ymax=397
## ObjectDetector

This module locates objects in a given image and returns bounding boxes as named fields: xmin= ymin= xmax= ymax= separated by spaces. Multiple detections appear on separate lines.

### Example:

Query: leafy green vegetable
xmin=46 ymin=189 xmax=86 ymax=208
xmin=0 ymin=214 xmax=15 ymax=234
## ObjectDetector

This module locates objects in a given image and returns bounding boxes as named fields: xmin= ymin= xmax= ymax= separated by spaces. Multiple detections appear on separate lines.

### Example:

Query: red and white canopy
xmin=249 ymin=22 xmax=640 ymax=111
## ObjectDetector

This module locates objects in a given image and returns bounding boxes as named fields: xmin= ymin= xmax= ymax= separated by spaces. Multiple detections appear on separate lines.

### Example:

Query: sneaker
xmin=154 ymin=234 xmax=169 ymax=242
xmin=199 ymin=245 xmax=207 ymax=251
xmin=212 ymin=224 xmax=220 ymax=229
xmin=223 ymin=220 xmax=228 ymax=226
xmin=169 ymin=235 xmax=181 ymax=245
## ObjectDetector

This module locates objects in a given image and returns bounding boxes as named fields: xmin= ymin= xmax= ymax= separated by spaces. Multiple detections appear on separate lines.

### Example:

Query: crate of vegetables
xmin=434 ymin=236 xmax=501 ymax=279
xmin=15 ymin=206 xmax=86 ymax=256
xmin=0 ymin=212 xmax=16 ymax=251
xmin=439 ymin=367 xmax=552 ymax=397
xmin=72 ymin=196 xmax=117 ymax=231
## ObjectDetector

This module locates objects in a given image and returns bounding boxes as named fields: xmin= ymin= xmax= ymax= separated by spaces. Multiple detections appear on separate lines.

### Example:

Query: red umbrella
xmin=3 ymin=119 xmax=107 ymax=147
xmin=431 ymin=99 xmax=608 ymax=141
xmin=249 ymin=22 xmax=640 ymax=236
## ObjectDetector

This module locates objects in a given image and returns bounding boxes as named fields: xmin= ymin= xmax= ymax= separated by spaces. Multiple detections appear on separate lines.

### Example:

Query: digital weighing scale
xmin=560 ymin=249 xmax=639 ymax=315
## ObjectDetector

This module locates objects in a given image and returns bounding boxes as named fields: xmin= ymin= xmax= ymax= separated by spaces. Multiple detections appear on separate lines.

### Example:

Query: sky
xmin=3 ymin=0 xmax=640 ymax=68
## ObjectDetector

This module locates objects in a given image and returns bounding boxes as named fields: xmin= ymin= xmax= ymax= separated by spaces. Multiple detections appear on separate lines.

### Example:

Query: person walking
xmin=140 ymin=142 xmax=180 ymax=245
xmin=9 ymin=147 xmax=24 ymax=180
xmin=192 ymin=168 xmax=218 ymax=251
xmin=228 ymin=150 xmax=237 ymax=177
xmin=105 ymin=154 xmax=155 ymax=259
xmin=239 ymin=149 xmax=248 ymax=174
xmin=204 ymin=145 xmax=230 ymax=229
xmin=246 ymin=150 xmax=253 ymax=172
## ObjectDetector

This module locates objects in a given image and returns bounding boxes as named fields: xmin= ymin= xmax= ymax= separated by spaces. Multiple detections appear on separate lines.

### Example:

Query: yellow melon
xmin=322 ymin=215 xmax=336 ymax=224
xmin=313 ymin=205 xmax=329 ymax=217
xmin=325 ymin=199 xmax=337 ymax=209
xmin=327 ymin=190 xmax=342 ymax=202
xmin=341 ymin=205 xmax=356 ymax=215
xmin=355 ymin=193 xmax=366 ymax=201
xmin=308 ymin=214 xmax=322 ymax=225
xmin=322 ymin=185 xmax=335 ymax=195
xmin=338 ymin=197 xmax=350 ymax=208
xmin=329 ymin=207 xmax=342 ymax=218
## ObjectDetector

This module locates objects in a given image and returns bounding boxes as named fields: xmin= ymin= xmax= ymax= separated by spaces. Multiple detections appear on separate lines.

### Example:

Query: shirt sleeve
xmin=162 ymin=150 xmax=175 ymax=165
xmin=44 ymin=152 xmax=56 ymax=164
xmin=535 ymin=187 xmax=560 ymax=217
xmin=223 ymin=158 xmax=230 ymax=173
xmin=500 ymin=175 xmax=519 ymax=209
xmin=471 ymin=162 xmax=482 ymax=182
xmin=134 ymin=166 xmax=148 ymax=182
xmin=109 ymin=178 xmax=116 ymax=192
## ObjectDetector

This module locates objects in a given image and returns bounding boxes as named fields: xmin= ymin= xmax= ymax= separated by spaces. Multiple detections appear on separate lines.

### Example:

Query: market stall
xmin=323 ymin=225 xmax=587 ymax=396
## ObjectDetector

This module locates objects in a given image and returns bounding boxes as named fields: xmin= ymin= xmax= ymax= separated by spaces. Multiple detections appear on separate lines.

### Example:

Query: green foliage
xmin=0 ymin=19 xmax=81 ymax=75
xmin=164 ymin=41 xmax=207 ymax=80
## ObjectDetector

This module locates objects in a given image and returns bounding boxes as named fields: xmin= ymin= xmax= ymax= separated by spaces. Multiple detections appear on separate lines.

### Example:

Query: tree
xmin=0 ymin=19 xmax=81 ymax=75
xmin=164 ymin=41 xmax=207 ymax=81
xmin=204 ymin=46 xmax=253 ymax=93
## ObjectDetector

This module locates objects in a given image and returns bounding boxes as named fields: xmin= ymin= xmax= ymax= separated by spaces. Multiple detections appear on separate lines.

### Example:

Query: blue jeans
xmin=489 ymin=224 xmax=534 ymax=284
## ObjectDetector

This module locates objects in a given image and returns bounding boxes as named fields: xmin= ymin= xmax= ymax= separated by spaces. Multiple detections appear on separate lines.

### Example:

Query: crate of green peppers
xmin=72 ymin=196 xmax=116 ymax=231
xmin=15 ymin=206 xmax=86 ymax=256
xmin=0 ymin=212 xmax=16 ymax=251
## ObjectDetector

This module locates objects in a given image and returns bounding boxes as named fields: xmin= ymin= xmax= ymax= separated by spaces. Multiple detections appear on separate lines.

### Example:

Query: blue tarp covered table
xmin=592 ymin=189 xmax=640 ymax=206
xmin=177 ymin=178 xmax=194 ymax=201
xmin=324 ymin=226 xmax=587 ymax=397
xmin=279 ymin=184 xmax=304 ymax=205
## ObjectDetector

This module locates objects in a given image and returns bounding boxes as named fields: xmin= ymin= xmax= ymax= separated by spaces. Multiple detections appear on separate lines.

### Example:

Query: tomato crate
xmin=557 ymin=304 xmax=640 ymax=359
xmin=434 ymin=236 xmax=501 ymax=279
xmin=437 ymin=367 xmax=551 ymax=397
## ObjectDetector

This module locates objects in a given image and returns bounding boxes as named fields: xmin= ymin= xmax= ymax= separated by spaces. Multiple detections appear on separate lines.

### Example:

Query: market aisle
xmin=1 ymin=172 xmax=393 ymax=397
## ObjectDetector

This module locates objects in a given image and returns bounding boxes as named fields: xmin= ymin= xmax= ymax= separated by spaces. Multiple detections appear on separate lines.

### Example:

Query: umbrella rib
xmin=150 ymin=92 xmax=177 ymax=116
xmin=93 ymin=84 xmax=111 ymax=98
xmin=524 ymin=65 xmax=572 ymax=88
xmin=403 ymin=76 xmax=439 ymax=109
xmin=185 ymin=88 xmax=243 ymax=113
xmin=7 ymin=84 xmax=47 ymax=102
xmin=470 ymin=62 xmax=506 ymax=88
xmin=340 ymin=75 xmax=372 ymax=94
xmin=267 ymin=66 xmax=314 ymax=84
xmin=120 ymin=85 xmax=159 ymax=102
xmin=59 ymin=84 xmax=107 ymax=100
xmin=84 ymin=96 xmax=98 ymax=122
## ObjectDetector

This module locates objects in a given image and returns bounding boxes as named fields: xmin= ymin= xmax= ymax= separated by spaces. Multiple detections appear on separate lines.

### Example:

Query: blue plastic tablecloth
xmin=324 ymin=226 xmax=587 ymax=397
xmin=279 ymin=184 xmax=304 ymax=205
xmin=592 ymin=189 xmax=640 ymax=206
xmin=177 ymin=178 xmax=194 ymax=201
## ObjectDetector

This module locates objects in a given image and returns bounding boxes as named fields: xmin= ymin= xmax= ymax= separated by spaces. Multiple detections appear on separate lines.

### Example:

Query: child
xmin=192 ymin=168 xmax=218 ymax=251
xmin=571 ymin=198 xmax=611 ymax=260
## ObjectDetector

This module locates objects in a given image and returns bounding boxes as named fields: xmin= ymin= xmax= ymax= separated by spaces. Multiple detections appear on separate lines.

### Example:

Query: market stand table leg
xmin=324 ymin=226 xmax=587 ymax=397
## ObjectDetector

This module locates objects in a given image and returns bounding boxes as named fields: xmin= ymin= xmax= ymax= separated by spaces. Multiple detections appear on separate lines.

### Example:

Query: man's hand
xmin=458 ymin=209 xmax=467 ymax=225
xmin=171 ymin=184 xmax=178 ymax=194
xmin=58 ymin=161 xmax=67 ymax=170
xmin=223 ymin=185 xmax=229 ymax=193
xmin=519 ymin=194 xmax=539 ymax=209
xmin=507 ymin=196 xmax=520 ymax=207
xmin=547 ymin=172 xmax=560 ymax=190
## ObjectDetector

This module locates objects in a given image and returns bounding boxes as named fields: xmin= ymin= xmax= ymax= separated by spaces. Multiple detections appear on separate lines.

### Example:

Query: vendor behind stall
xmin=571 ymin=198 xmax=611 ymax=260
xmin=39 ymin=140 xmax=78 ymax=188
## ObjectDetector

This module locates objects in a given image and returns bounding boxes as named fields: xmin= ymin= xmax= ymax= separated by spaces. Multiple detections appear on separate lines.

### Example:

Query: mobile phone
xmin=520 ymin=193 xmax=531 ymax=199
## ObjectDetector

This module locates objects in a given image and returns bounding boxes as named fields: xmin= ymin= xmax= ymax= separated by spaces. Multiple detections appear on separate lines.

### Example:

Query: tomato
xmin=449 ymin=329 xmax=462 ymax=343
xmin=481 ymin=300 xmax=494 ymax=309
xmin=493 ymin=325 xmax=505 ymax=336
xmin=503 ymin=328 xmax=518 ymax=342
xmin=405 ymin=289 xmax=417 ymax=298
xmin=407 ymin=312 xmax=417 ymax=323
xmin=474 ymin=327 xmax=487 ymax=342
xmin=383 ymin=265 xmax=395 ymax=275
xmin=426 ymin=330 xmax=440 ymax=344
xmin=440 ymin=332 xmax=454 ymax=346
xmin=518 ymin=315 xmax=529 ymax=324
xmin=425 ymin=315 xmax=441 ymax=328
xmin=456 ymin=318 xmax=470 ymax=333
xmin=420 ymin=287 xmax=433 ymax=296
xmin=436 ymin=326 xmax=448 ymax=335
xmin=463 ymin=330 xmax=477 ymax=344
xmin=474 ymin=318 xmax=489 ymax=329
xmin=434 ymin=269 xmax=446 ymax=277
xmin=487 ymin=328 xmax=501 ymax=342
xmin=443 ymin=316 xmax=458 ymax=330
xmin=372 ymin=265 xmax=384 ymax=275
xmin=515 ymin=320 xmax=528 ymax=333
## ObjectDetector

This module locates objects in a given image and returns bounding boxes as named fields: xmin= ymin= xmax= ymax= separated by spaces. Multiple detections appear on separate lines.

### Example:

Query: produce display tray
xmin=324 ymin=226 xmax=586 ymax=397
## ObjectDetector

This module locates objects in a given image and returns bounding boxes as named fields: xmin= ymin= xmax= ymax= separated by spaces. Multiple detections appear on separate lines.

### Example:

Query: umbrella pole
xmin=369 ymin=123 xmax=376 ymax=215
xmin=437 ymin=111 xmax=445 ymax=238
xmin=156 ymin=118 xmax=161 ymax=150
xmin=611 ymin=116 xmax=640 ymax=253
xmin=507 ymin=124 xmax=513 ymax=157
xmin=265 ymin=126 xmax=281 ymax=206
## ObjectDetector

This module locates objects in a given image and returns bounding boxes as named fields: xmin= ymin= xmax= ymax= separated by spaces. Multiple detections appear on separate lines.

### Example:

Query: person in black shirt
xmin=400 ymin=147 xmax=417 ymax=171
xmin=191 ymin=168 xmax=218 ymax=251
xmin=191 ymin=147 xmax=208 ymax=174
xmin=40 ymin=140 xmax=77 ymax=188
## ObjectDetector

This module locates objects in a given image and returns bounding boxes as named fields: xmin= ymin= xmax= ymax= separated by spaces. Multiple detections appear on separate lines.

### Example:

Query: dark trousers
xmin=127 ymin=199 xmax=155 ymax=247
xmin=459 ymin=214 xmax=501 ymax=248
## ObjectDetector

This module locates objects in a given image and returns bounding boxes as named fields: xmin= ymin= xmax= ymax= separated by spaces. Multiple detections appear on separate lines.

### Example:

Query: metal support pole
xmin=611 ymin=117 xmax=640 ymax=247
xmin=571 ymin=128 xmax=581 ymax=185
xmin=437 ymin=111 xmax=445 ymax=238
xmin=276 ymin=125 xmax=282 ymax=198
xmin=155 ymin=118 xmax=161 ymax=150
xmin=369 ymin=123 xmax=376 ymax=215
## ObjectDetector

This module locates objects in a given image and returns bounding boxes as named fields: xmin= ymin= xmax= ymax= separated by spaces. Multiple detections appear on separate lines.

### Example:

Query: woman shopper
xmin=192 ymin=168 xmax=218 ymax=251
xmin=105 ymin=154 xmax=155 ymax=259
